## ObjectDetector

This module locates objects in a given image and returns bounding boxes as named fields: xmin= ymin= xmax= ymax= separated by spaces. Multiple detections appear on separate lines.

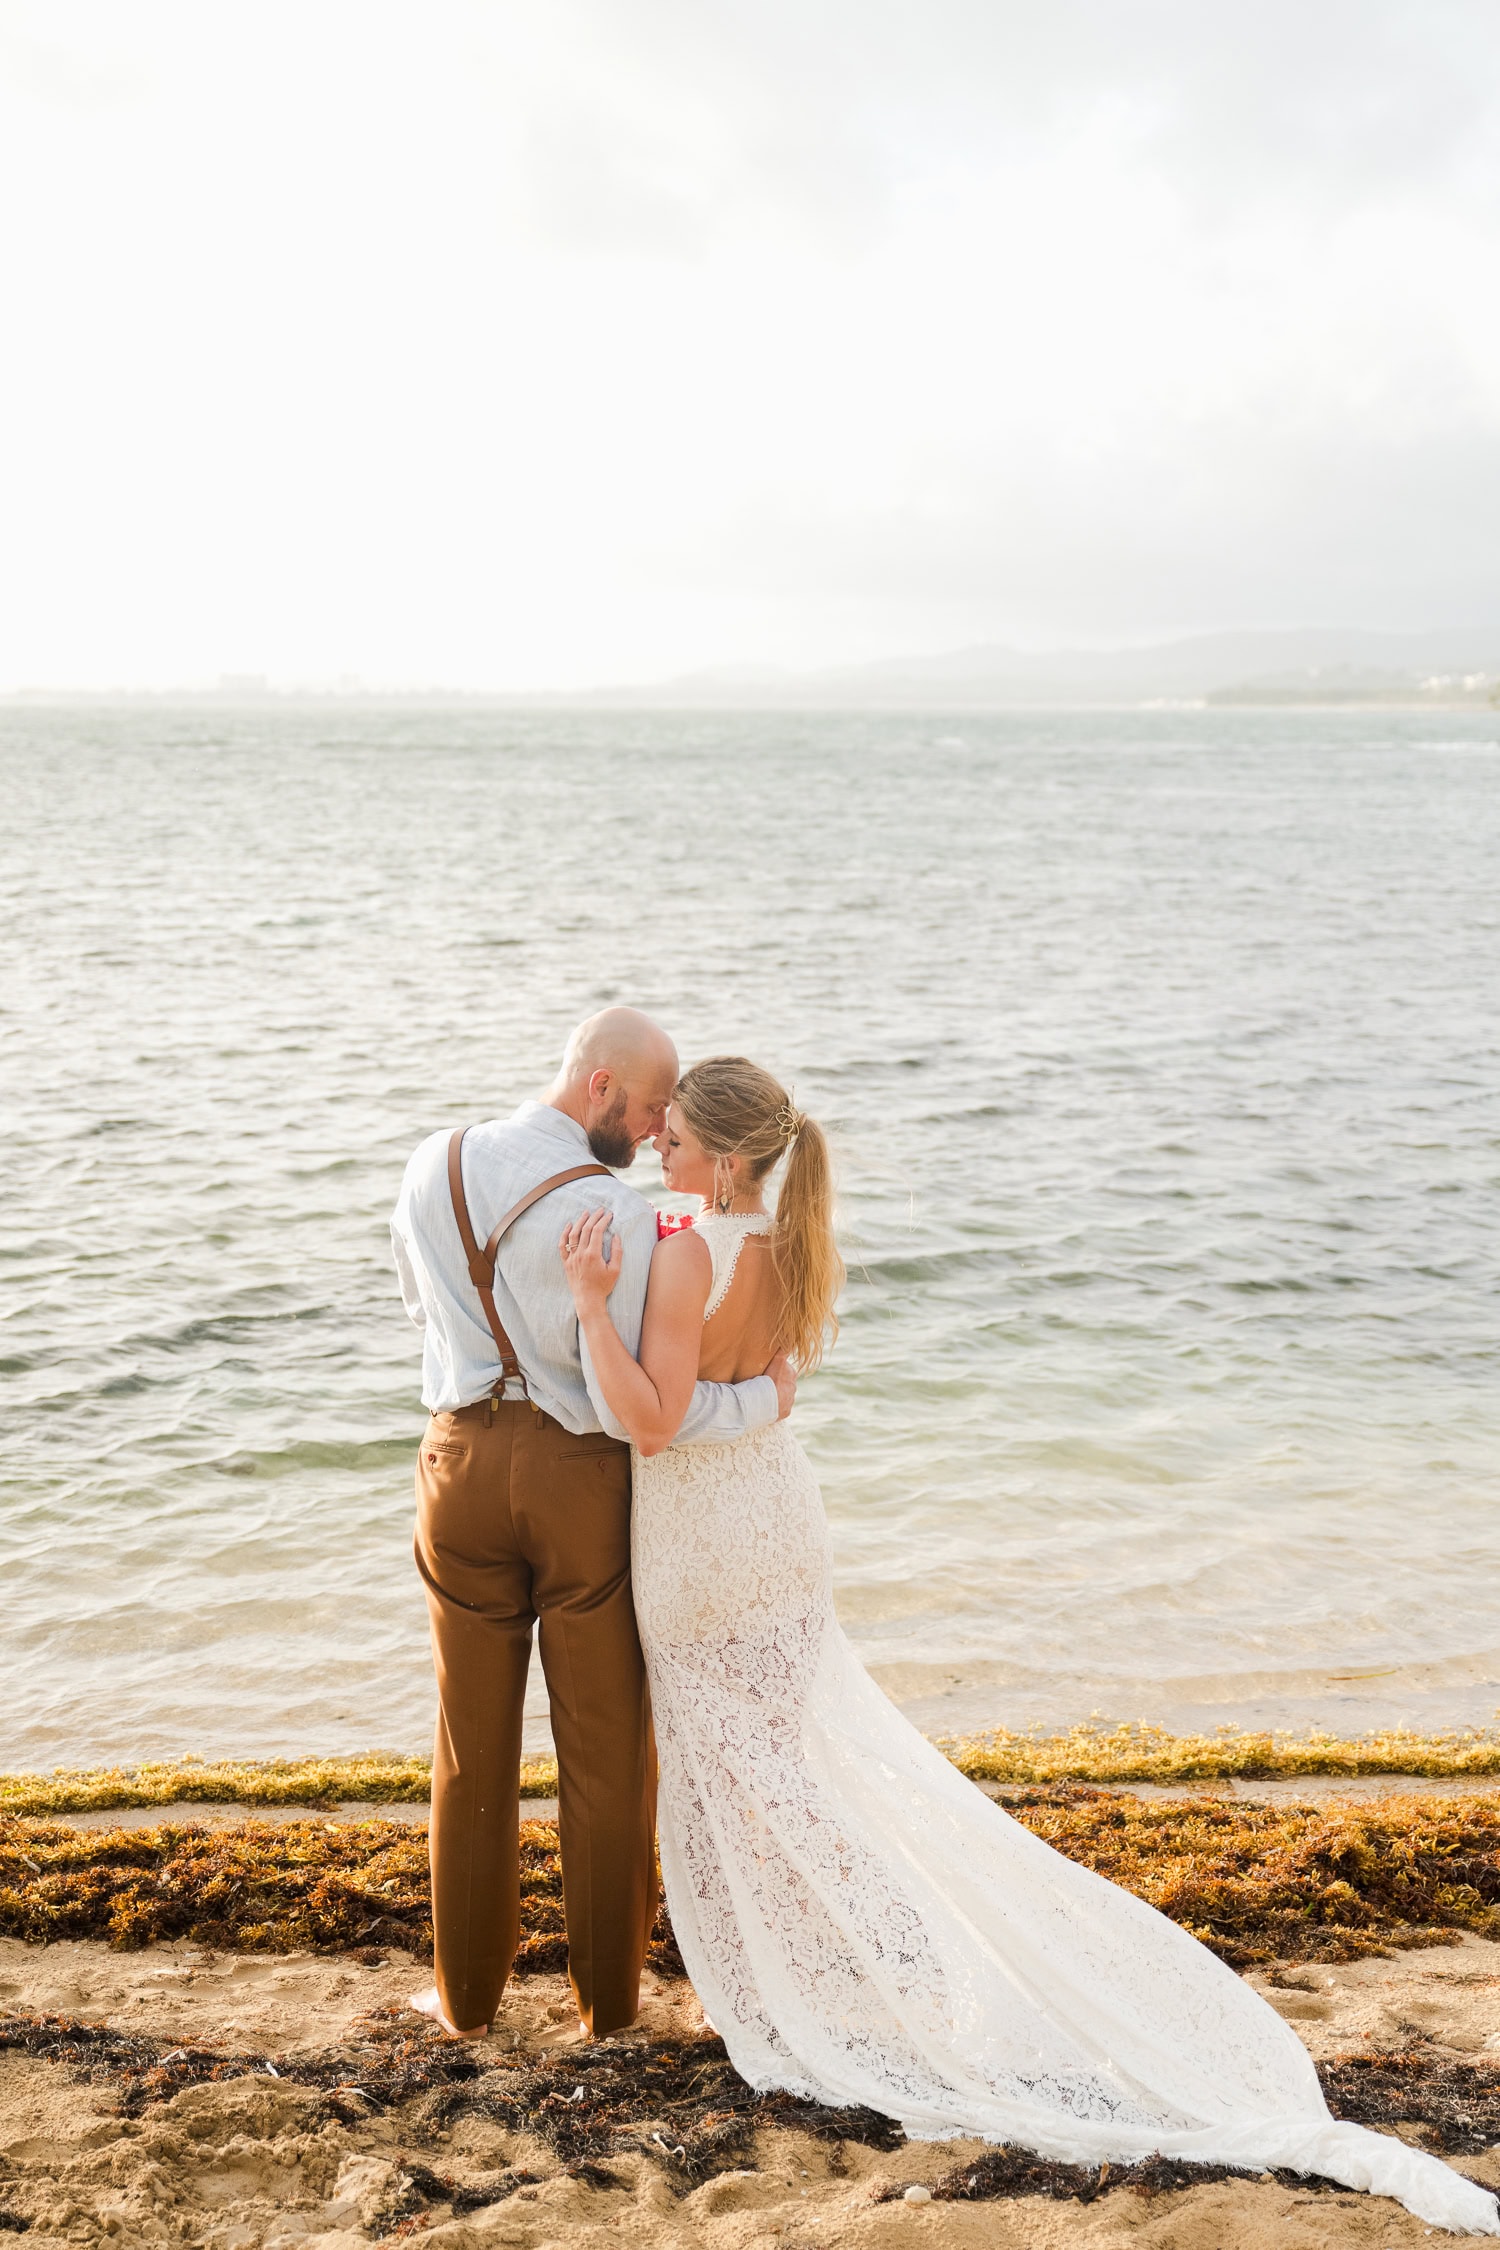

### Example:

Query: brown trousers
xmin=413 ymin=1397 xmax=656 ymax=2036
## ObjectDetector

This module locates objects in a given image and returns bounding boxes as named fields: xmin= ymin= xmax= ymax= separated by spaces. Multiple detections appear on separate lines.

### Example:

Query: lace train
xmin=631 ymin=1421 xmax=1499 ymax=2235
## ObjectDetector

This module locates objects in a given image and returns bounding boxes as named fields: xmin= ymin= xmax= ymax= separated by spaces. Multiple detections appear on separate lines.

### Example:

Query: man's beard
xmin=587 ymin=1091 xmax=637 ymax=1169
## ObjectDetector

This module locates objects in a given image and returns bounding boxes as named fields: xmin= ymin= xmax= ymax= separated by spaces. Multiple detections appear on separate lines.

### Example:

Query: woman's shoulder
xmin=650 ymin=1215 xmax=711 ymax=1279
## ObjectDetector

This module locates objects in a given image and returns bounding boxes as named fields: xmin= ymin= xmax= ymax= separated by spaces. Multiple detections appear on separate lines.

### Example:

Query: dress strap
xmin=699 ymin=1213 xmax=774 ymax=1322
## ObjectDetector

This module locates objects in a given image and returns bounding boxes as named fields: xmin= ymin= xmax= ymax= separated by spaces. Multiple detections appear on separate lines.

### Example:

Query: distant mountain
xmin=6 ymin=628 xmax=1497 ymax=709
xmin=573 ymin=629 xmax=1500 ymax=709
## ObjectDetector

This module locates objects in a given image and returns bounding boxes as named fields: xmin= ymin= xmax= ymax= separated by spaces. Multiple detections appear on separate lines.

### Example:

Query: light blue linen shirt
xmin=391 ymin=1100 xmax=778 ymax=1442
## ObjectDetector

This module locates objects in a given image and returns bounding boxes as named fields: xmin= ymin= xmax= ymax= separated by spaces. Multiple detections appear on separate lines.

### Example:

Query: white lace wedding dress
xmin=630 ymin=1212 xmax=1499 ymax=2234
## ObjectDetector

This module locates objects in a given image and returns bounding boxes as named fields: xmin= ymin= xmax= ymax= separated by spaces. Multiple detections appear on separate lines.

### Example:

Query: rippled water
xmin=3 ymin=703 xmax=1498 ymax=1767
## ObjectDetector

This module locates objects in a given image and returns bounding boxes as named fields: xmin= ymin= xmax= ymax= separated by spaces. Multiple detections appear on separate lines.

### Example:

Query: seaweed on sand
xmin=0 ymin=1754 xmax=438 ymax=1819
xmin=10 ymin=1721 xmax=1500 ymax=1818
xmin=1322 ymin=2048 xmax=1500 ymax=2157
xmin=0 ymin=1815 xmax=439 ymax=1957
xmin=945 ymin=1720 xmax=1500 ymax=1787
xmin=874 ymin=2055 xmax=1500 ymax=2210
xmin=0 ymin=2006 xmax=483 ymax=2120
xmin=887 ymin=2067 xmax=1500 ymax=2208
xmin=0 ymin=1752 xmax=559 ymax=1820
xmin=7 ymin=1794 xmax=1500 ymax=1967
xmin=998 ymin=1784 xmax=1500 ymax=1966
xmin=411 ymin=2029 xmax=901 ymax=2181
xmin=0 ymin=1816 xmax=684 ymax=1974
xmin=381 ymin=2158 xmax=548 ymax=2213
xmin=0 ymin=2010 xmax=897 ymax=2189
xmin=874 ymin=2149 xmax=1273 ymax=2205
xmin=7 ymin=2009 xmax=1497 ymax=2217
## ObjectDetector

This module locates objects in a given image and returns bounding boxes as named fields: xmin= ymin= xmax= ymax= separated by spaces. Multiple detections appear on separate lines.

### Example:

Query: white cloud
xmin=0 ymin=0 xmax=1497 ymax=686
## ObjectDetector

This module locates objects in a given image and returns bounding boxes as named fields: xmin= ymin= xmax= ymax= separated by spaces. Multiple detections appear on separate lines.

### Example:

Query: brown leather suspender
xmin=446 ymin=1127 xmax=611 ymax=1397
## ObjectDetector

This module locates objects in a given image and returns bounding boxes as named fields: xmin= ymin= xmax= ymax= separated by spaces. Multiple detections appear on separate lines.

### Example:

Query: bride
xmin=560 ymin=1054 xmax=1497 ymax=2235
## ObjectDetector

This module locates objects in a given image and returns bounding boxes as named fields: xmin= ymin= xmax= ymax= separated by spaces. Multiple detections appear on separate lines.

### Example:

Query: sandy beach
xmin=6 ymin=1783 xmax=1500 ymax=2248
xmin=6 ymin=1933 xmax=1500 ymax=2246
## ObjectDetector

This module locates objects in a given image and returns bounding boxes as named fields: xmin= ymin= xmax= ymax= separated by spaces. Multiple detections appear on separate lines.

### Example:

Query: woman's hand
xmin=560 ymin=1208 xmax=621 ymax=1317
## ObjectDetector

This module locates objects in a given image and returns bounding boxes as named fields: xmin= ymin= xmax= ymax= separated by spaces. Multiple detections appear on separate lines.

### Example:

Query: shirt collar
xmin=512 ymin=1099 xmax=593 ymax=1155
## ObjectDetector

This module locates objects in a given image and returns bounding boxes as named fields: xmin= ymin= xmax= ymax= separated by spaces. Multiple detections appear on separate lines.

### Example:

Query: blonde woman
xmin=561 ymin=1057 xmax=1494 ymax=2234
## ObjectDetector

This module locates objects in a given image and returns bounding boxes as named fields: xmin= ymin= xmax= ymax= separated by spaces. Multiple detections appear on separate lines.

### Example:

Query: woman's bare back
xmin=693 ymin=1219 xmax=783 ymax=1383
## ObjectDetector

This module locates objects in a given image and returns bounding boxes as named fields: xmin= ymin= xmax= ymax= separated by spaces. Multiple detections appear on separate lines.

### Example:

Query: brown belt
xmin=446 ymin=1126 xmax=611 ymax=1400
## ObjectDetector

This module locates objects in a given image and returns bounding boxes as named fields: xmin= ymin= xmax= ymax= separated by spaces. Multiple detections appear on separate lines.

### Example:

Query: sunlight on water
xmin=2 ymin=705 xmax=1497 ymax=1763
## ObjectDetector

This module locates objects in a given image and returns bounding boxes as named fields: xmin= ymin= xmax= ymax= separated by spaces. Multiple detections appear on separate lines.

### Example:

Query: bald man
xmin=391 ymin=1009 xmax=794 ymax=2041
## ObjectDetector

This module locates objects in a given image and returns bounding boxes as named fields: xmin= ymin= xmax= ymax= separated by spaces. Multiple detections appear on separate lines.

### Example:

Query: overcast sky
xmin=2 ymin=0 xmax=1498 ymax=689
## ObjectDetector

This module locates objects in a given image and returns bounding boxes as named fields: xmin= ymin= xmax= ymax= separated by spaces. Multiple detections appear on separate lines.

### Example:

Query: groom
xmin=391 ymin=1007 xmax=794 ymax=2040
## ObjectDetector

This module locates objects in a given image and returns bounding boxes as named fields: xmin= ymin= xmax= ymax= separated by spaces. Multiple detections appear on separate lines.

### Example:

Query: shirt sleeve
xmin=390 ymin=1175 xmax=427 ymax=1331
xmin=577 ymin=1199 xmax=780 ymax=1445
xmin=673 ymin=1370 xmax=780 ymax=1445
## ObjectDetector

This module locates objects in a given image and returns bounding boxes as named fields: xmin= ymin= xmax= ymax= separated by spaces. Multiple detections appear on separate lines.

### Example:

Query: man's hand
xmin=766 ymin=1352 xmax=796 ymax=1420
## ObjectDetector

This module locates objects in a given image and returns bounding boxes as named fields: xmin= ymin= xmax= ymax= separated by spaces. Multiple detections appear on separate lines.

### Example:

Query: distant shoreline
xmin=6 ymin=621 xmax=1499 ymax=712
xmin=2 ymin=690 xmax=1497 ymax=713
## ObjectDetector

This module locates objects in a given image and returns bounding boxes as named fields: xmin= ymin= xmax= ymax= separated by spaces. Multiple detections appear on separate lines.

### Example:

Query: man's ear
xmin=587 ymin=1067 xmax=613 ymax=1106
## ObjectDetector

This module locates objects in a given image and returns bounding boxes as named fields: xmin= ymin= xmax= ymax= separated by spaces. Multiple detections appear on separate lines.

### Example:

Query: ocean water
xmin=2 ymin=702 xmax=1497 ymax=1769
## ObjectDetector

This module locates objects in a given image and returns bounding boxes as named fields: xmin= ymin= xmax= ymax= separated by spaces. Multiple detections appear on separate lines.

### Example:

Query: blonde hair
xmin=672 ymin=1055 xmax=844 ymax=1372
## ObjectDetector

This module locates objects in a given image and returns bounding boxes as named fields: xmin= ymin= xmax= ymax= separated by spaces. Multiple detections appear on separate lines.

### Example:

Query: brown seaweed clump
xmin=0 ymin=1816 xmax=686 ymax=1974
xmin=6 ymin=1791 xmax=1500 ymax=1972
xmin=0 ymin=1815 xmax=436 ymax=1957
xmin=997 ymin=1784 xmax=1500 ymax=1966
xmin=874 ymin=2148 xmax=1272 ymax=2205
xmin=1322 ymin=2048 xmax=1500 ymax=2156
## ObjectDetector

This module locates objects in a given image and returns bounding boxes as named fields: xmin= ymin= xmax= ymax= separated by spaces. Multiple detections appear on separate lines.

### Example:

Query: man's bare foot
xmin=408 ymin=1985 xmax=488 ymax=2040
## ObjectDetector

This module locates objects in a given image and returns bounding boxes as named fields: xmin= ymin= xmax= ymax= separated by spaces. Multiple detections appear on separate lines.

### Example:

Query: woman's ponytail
xmin=672 ymin=1055 xmax=845 ymax=1371
xmin=771 ymin=1114 xmax=843 ymax=1371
